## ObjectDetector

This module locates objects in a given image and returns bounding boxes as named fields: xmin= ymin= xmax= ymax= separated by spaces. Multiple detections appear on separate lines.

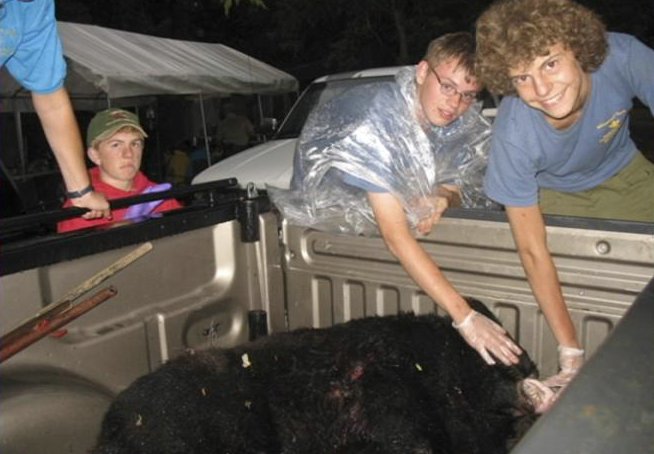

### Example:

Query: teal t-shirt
xmin=484 ymin=33 xmax=654 ymax=207
xmin=0 ymin=0 xmax=66 ymax=93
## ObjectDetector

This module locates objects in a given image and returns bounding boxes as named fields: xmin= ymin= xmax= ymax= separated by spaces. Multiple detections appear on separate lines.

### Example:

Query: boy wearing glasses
xmin=272 ymin=32 xmax=523 ymax=367
xmin=476 ymin=0 xmax=654 ymax=391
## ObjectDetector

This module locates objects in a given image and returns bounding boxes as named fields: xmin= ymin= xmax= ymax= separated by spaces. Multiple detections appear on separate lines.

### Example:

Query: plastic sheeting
xmin=268 ymin=66 xmax=497 ymax=236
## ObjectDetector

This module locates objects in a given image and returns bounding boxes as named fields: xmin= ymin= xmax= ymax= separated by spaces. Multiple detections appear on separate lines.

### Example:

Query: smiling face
xmin=509 ymin=43 xmax=591 ymax=129
xmin=88 ymin=128 xmax=145 ymax=191
xmin=415 ymin=57 xmax=481 ymax=127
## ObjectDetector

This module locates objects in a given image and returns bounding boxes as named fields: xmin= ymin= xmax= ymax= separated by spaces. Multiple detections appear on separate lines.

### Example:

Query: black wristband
xmin=66 ymin=185 xmax=94 ymax=199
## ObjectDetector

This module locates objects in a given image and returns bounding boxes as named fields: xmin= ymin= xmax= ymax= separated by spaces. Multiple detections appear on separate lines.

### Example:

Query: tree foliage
xmin=55 ymin=0 xmax=652 ymax=85
xmin=221 ymin=0 xmax=267 ymax=15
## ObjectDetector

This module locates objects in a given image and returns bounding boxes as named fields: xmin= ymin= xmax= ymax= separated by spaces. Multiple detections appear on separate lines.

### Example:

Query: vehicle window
xmin=274 ymin=76 xmax=395 ymax=139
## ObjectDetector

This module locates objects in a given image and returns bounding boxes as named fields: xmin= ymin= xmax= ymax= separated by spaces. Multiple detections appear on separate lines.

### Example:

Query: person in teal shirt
xmin=1 ymin=0 xmax=110 ymax=217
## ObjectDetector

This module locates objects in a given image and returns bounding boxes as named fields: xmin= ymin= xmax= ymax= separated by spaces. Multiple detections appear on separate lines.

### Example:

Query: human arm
xmin=368 ymin=192 xmax=521 ymax=365
xmin=32 ymin=88 xmax=110 ymax=218
xmin=12 ymin=2 xmax=108 ymax=217
xmin=505 ymin=205 xmax=584 ymax=385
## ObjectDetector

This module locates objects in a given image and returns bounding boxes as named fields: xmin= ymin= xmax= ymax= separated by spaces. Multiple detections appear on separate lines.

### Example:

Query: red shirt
xmin=57 ymin=167 xmax=183 ymax=233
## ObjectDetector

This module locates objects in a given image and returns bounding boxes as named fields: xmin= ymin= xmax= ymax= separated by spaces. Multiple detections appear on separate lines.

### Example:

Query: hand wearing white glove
xmin=453 ymin=310 xmax=522 ymax=366
xmin=543 ymin=345 xmax=584 ymax=389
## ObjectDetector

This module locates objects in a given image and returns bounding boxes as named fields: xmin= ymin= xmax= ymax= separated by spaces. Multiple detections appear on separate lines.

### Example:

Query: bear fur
xmin=92 ymin=299 xmax=538 ymax=454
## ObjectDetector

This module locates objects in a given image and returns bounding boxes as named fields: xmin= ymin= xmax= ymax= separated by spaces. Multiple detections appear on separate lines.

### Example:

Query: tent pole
xmin=256 ymin=94 xmax=263 ymax=126
xmin=199 ymin=92 xmax=211 ymax=167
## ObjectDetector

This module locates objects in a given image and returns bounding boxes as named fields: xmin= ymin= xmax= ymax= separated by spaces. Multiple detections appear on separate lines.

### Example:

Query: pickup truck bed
xmin=0 ymin=184 xmax=652 ymax=453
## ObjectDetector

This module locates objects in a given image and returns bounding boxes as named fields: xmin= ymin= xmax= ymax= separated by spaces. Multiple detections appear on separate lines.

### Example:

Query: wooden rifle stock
xmin=0 ymin=286 xmax=117 ymax=364
xmin=0 ymin=242 xmax=153 ymax=364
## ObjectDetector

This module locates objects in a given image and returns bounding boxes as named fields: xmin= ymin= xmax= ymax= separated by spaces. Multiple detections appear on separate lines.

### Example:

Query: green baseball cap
xmin=86 ymin=108 xmax=148 ymax=147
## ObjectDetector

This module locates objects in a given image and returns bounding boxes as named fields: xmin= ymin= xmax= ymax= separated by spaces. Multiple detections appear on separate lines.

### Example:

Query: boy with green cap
xmin=58 ymin=108 xmax=182 ymax=233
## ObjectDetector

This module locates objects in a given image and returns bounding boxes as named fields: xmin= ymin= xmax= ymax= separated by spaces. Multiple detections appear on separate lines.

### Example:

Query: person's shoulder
xmin=497 ymin=95 xmax=522 ymax=110
xmin=333 ymin=79 xmax=396 ymax=110
xmin=600 ymin=32 xmax=653 ymax=80
xmin=371 ymin=81 xmax=405 ymax=109
xmin=8 ymin=0 xmax=55 ymax=27
xmin=1 ymin=1 xmax=58 ymax=42
xmin=607 ymin=32 xmax=637 ymax=46
xmin=494 ymin=96 xmax=527 ymax=131
xmin=304 ymin=80 xmax=394 ymax=133
xmin=605 ymin=32 xmax=649 ymax=58
xmin=373 ymin=78 xmax=401 ymax=97
xmin=361 ymin=74 xmax=413 ymax=121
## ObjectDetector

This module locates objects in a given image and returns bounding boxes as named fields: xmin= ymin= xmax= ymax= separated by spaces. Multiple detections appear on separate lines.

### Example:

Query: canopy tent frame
xmin=1 ymin=21 xmax=298 ymax=181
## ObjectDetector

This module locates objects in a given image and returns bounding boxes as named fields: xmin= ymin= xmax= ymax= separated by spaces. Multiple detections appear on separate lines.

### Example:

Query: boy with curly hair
xmin=475 ymin=0 xmax=654 ymax=392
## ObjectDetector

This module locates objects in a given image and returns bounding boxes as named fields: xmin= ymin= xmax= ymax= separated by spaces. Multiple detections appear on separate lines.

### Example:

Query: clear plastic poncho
xmin=268 ymin=66 xmax=497 ymax=236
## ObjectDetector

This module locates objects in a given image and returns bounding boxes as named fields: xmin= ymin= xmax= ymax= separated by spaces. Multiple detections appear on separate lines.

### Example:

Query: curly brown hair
xmin=475 ymin=0 xmax=608 ymax=95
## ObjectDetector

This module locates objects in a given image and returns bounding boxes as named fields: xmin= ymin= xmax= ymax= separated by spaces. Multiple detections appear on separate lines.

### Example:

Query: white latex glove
xmin=543 ymin=345 xmax=584 ymax=389
xmin=453 ymin=310 xmax=522 ymax=366
xmin=520 ymin=378 xmax=556 ymax=414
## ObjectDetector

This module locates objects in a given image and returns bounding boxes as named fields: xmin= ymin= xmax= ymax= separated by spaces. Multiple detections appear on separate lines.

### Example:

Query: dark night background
xmin=2 ymin=0 xmax=652 ymax=217
xmin=54 ymin=0 xmax=654 ymax=86
xmin=53 ymin=0 xmax=654 ymax=166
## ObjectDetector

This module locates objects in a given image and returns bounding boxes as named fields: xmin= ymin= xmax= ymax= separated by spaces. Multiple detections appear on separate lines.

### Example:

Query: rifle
xmin=0 ymin=242 xmax=153 ymax=364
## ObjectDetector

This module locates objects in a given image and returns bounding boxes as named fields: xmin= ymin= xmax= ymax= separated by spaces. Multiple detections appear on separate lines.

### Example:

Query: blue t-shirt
xmin=0 ymin=0 xmax=66 ymax=93
xmin=484 ymin=33 xmax=654 ymax=207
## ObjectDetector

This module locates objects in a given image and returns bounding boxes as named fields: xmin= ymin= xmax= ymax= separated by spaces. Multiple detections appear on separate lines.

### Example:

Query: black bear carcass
xmin=92 ymin=299 xmax=551 ymax=454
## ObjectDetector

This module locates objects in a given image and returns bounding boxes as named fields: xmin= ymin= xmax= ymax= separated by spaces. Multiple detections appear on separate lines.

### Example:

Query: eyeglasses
xmin=428 ymin=66 xmax=479 ymax=104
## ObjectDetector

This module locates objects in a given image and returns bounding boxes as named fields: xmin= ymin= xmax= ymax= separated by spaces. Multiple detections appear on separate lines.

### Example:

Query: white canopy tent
xmin=1 ymin=21 xmax=298 ymax=175
xmin=1 ymin=21 xmax=298 ymax=99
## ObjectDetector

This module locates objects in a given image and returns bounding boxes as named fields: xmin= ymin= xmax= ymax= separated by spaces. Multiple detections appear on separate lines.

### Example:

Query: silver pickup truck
xmin=0 ymin=180 xmax=652 ymax=453
xmin=1 ymin=68 xmax=653 ymax=453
